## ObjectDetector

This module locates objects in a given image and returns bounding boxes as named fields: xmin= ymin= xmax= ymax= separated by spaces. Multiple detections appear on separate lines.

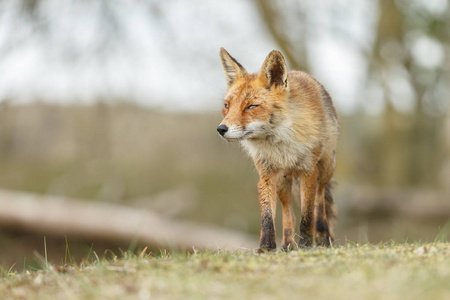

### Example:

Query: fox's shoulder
xmin=288 ymin=70 xmax=315 ymax=83
xmin=287 ymin=70 xmax=338 ymax=123
xmin=288 ymin=70 xmax=321 ymax=96
xmin=287 ymin=70 xmax=323 ymax=108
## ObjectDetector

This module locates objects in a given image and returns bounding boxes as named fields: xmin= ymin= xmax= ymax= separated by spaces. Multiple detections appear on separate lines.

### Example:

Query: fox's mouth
xmin=220 ymin=130 xmax=255 ymax=141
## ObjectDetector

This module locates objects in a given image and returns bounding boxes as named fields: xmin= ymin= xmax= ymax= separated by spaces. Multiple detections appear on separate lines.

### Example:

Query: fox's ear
xmin=220 ymin=48 xmax=247 ymax=86
xmin=258 ymin=50 xmax=288 ymax=88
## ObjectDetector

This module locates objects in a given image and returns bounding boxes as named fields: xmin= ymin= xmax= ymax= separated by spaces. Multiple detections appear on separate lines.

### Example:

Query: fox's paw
xmin=315 ymin=219 xmax=333 ymax=247
xmin=315 ymin=233 xmax=333 ymax=247
xmin=259 ymin=231 xmax=276 ymax=253
xmin=298 ymin=235 xmax=313 ymax=248
xmin=256 ymin=247 xmax=276 ymax=254
xmin=281 ymin=239 xmax=297 ymax=251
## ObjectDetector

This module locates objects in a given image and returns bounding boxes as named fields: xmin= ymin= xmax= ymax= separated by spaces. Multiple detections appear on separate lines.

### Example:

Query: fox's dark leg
xmin=277 ymin=173 xmax=296 ymax=251
xmin=298 ymin=166 xmax=318 ymax=248
xmin=315 ymin=184 xmax=332 ymax=246
xmin=256 ymin=167 xmax=277 ymax=252
xmin=315 ymin=157 xmax=336 ymax=246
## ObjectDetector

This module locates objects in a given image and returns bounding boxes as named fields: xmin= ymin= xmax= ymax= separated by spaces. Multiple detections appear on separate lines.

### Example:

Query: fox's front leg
xmin=257 ymin=170 xmax=277 ymax=252
xmin=299 ymin=166 xmax=318 ymax=248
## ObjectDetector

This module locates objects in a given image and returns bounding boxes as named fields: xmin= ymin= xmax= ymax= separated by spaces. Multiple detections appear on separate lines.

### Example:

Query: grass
xmin=1 ymin=242 xmax=449 ymax=300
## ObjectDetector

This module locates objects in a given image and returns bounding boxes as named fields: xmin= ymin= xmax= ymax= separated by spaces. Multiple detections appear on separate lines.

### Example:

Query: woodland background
xmin=0 ymin=0 xmax=449 ymax=269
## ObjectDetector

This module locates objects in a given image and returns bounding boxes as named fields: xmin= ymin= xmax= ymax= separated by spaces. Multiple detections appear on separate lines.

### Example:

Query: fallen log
xmin=335 ymin=185 xmax=450 ymax=220
xmin=0 ymin=189 xmax=257 ymax=251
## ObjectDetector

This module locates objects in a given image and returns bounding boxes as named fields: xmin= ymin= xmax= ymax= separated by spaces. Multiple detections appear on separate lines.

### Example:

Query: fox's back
xmin=287 ymin=70 xmax=338 ymax=131
xmin=287 ymin=70 xmax=339 ymax=153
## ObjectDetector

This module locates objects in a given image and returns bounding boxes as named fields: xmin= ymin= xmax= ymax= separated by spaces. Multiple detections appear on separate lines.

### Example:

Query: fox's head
xmin=217 ymin=48 xmax=289 ymax=141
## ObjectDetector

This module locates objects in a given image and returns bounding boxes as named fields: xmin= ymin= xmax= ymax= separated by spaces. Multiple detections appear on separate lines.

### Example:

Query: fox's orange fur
xmin=218 ymin=48 xmax=339 ymax=250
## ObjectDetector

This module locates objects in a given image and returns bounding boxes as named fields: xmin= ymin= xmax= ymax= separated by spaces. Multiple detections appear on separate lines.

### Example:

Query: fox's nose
xmin=217 ymin=124 xmax=228 ymax=136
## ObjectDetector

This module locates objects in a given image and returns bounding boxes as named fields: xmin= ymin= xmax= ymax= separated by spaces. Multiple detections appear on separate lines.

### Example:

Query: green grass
xmin=1 ymin=242 xmax=449 ymax=300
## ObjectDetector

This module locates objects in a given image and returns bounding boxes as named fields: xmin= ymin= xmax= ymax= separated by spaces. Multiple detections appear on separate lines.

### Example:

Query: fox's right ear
xmin=220 ymin=48 xmax=247 ymax=87
xmin=258 ymin=50 xmax=288 ymax=89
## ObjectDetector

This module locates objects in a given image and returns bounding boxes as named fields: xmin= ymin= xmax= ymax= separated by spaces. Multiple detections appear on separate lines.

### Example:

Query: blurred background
xmin=0 ymin=0 xmax=449 ymax=270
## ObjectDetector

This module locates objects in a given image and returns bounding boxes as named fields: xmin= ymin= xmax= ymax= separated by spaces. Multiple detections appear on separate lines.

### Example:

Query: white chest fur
xmin=240 ymin=120 xmax=314 ymax=171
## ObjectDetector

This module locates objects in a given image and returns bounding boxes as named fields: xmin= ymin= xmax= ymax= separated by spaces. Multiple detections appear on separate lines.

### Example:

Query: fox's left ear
xmin=220 ymin=48 xmax=247 ymax=87
xmin=258 ymin=50 xmax=288 ymax=89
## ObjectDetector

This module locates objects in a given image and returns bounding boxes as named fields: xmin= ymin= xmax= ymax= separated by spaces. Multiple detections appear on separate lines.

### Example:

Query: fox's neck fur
xmin=240 ymin=117 xmax=316 ymax=172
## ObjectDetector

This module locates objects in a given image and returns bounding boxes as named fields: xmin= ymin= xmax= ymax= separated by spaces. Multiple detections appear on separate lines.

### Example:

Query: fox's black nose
xmin=217 ymin=124 xmax=228 ymax=136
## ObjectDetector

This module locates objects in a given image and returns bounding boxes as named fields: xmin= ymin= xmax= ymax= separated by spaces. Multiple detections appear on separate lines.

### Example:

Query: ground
xmin=1 ymin=242 xmax=449 ymax=300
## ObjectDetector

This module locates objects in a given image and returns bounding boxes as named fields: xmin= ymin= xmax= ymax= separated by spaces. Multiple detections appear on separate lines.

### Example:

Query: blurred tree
xmin=254 ymin=0 xmax=310 ymax=71
xmin=367 ymin=0 xmax=450 ymax=187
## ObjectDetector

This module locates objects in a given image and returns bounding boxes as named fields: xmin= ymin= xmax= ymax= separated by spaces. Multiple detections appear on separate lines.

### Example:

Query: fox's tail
xmin=325 ymin=181 xmax=337 ymax=240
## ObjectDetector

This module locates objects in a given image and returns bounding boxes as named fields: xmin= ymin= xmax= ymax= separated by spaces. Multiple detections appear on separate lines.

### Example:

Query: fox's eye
xmin=224 ymin=103 xmax=229 ymax=109
xmin=245 ymin=104 xmax=259 ymax=111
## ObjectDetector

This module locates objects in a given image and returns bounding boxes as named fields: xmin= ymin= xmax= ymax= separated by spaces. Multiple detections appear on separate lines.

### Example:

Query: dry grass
xmin=1 ymin=242 xmax=449 ymax=300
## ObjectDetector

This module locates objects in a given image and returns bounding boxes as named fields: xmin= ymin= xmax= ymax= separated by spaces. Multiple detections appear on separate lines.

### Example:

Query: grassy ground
xmin=1 ymin=242 xmax=449 ymax=300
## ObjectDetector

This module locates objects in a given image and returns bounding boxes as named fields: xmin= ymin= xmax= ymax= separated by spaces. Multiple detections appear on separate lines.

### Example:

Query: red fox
xmin=217 ymin=48 xmax=339 ymax=251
